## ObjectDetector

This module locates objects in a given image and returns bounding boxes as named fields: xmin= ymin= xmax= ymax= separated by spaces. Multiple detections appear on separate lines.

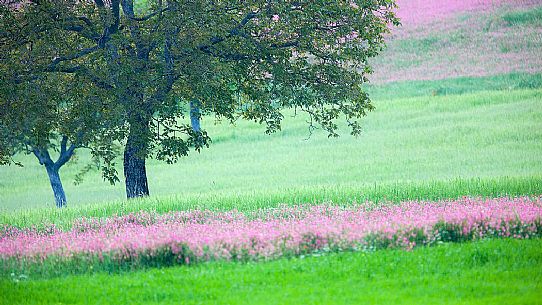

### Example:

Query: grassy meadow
xmin=1 ymin=1 xmax=542 ymax=304
xmin=1 ymin=87 xmax=541 ymax=213
xmin=3 ymin=239 xmax=542 ymax=305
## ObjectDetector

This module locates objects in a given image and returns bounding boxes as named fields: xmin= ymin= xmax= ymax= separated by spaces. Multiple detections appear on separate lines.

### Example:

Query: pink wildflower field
xmin=371 ymin=0 xmax=542 ymax=83
xmin=2 ymin=196 xmax=541 ymax=273
xmin=395 ymin=0 xmax=540 ymax=26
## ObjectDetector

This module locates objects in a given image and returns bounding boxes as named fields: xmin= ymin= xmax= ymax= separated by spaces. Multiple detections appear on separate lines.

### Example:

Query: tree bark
xmin=32 ymin=141 xmax=75 ymax=208
xmin=44 ymin=165 xmax=67 ymax=208
xmin=123 ymin=124 xmax=150 ymax=198
xmin=190 ymin=100 xmax=201 ymax=132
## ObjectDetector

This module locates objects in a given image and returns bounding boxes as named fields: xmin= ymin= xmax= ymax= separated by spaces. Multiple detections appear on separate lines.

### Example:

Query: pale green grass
xmin=2 ymin=176 xmax=541 ymax=229
xmin=367 ymin=73 xmax=542 ymax=100
xmin=1 ymin=89 xmax=541 ymax=214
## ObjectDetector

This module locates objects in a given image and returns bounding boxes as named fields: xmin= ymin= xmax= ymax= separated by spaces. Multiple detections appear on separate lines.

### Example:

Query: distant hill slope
xmin=371 ymin=0 xmax=542 ymax=83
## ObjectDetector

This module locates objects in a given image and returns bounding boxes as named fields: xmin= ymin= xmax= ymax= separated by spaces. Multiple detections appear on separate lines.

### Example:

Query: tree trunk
xmin=124 ymin=125 xmax=150 ymax=199
xmin=45 ymin=165 xmax=67 ymax=208
xmin=32 ymin=139 xmax=76 ymax=208
xmin=190 ymin=100 xmax=201 ymax=132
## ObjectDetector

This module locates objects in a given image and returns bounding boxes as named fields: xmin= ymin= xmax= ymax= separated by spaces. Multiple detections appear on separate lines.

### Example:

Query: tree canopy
xmin=0 ymin=0 xmax=399 ymax=203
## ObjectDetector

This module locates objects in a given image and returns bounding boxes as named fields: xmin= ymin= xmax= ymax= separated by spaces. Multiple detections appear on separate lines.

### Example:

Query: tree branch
xmin=63 ymin=19 xmax=101 ymax=42
xmin=32 ymin=147 xmax=54 ymax=167
xmin=205 ymin=11 xmax=258 ymax=46
xmin=150 ymin=26 xmax=176 ymax=104
xmin=56 ymin=142 xmax=76 ymax=168
xmin=97 ymin=0 xmax=120 ymax=47
xmin=196 ymin=11 xmax=258 ymax=57
xmin=94 ymin=0 xmax=105 ymax=8
xmin=59 ymin=135 xmax=68 ymax=156
xmin=47 ymin=45 xmax=99 ymax=71
xmin=44 ymin=65 xmax=115 ymax=90
xmin=128 ymin=6 xmax=170 ymax=21
xmin=197 ymin=11 xmax=296 ymax=61
xmin=270 ymin=41 xmax=299 ymax=49
xmin=56 ymin=132 xmax=83 ymax=168
xmin=197 ymin=47 xmax=252 ymax=61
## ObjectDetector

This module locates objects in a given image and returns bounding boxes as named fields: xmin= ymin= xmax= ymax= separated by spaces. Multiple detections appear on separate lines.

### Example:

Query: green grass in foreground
xmin=1 ymin=89 xmax=541 ymax=213
xmin=2 ymin=176 xmax=541 ymax=229
xmin=2 ymin=239 xmax=541 ymax=305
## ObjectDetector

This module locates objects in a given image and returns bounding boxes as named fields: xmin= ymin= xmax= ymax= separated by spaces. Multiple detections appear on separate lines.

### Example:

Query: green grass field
xmin=3 ymin=239 xmax=541 ymax=305
xmin=367 ymin=72 xmax=542 ymax=100
xmin=1 ymin=3 xmax=542 ymax=304
xmin=1 ymin=88 xmax=541 ymax=213
xmin=2 ymin=175 xmax=541 ymax=229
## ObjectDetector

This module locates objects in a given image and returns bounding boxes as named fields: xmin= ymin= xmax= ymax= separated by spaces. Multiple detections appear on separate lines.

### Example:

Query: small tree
xmin=1 ymin=0 xmax=399 ymax=201
xmin=0 ymin=65 xmax=119 ymax=207
xmin=0 ymin=18 xmax=119 ymax=207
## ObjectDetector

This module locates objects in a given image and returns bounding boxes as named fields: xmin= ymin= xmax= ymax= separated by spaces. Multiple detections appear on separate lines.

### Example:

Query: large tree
xmin=1 ymin=0 xmax=398 ymax=200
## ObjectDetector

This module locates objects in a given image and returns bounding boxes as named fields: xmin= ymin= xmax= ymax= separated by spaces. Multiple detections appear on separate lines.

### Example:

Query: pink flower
xmin=1 ymin=196 xmax=540 ymax=267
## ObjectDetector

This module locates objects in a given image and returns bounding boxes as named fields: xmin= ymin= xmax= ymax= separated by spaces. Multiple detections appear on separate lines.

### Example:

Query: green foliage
xmin=0 ymin=0 xmax=399 ymax=185
xmin=0 ymin=3 xmax=123 ymax=186
xmin=2 ymin=239 xmax=541 ymax=304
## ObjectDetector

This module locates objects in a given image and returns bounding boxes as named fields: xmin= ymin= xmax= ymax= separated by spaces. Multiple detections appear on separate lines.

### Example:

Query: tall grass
xmin=366 ymin=73 xmax=542 ymax=100
xmin=502 ymin=6 xmax=542 ymax=26
xmin=2 ymin=176 xmax=541 ymax=229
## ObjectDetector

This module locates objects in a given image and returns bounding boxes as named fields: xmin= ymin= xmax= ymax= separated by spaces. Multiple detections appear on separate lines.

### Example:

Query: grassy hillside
xmin=1 ymin=89 xmax=541 ymax=212
xmin=367 ymin=72 xmax=542 ymax=100
xmin=1 ymin=2 xmax=542 ymax=304
xmin=371 ymin=4 xmax=542 ymax=83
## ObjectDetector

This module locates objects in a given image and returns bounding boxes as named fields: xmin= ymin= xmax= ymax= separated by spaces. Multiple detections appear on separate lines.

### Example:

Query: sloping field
xmin=1 ymin=89 xmax=541 ymax=210
xmin=1 ymin=1 xmax=542 ymax=304
xmin=371 ymin=1 xmax=542 ymax=82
